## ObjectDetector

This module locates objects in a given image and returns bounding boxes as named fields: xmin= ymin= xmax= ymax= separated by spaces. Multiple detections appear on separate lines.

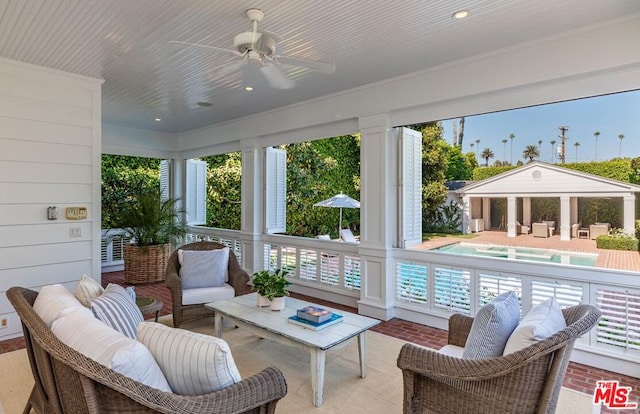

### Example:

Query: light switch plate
xmin=66 ymin=207 xmax=87 ymax=220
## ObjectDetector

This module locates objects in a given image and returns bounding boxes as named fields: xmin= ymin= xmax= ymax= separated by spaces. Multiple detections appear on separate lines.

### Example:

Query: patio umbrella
xmin=313 ymin=193 xmax=360 ymax=236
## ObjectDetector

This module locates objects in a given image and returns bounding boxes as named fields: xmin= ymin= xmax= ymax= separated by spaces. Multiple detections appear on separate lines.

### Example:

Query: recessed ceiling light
xmin=244 ymin=86 xmax=254 ymax=91
xmin=196 ymin=101 xmax=213 ymax=107
xmin=154 ymin=118 xmax=162 ymax=122
xmin=452 ymin=9 xmax=469 ymax=19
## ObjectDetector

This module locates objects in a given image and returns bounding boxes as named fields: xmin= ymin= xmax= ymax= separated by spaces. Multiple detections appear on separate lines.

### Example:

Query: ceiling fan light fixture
xmin=244 ymin=86 xmax=254 ymax=91
xmin=452 ymin=9 xmax=469 ymax=19
xmin=154 ymin=117 xmax=162 ymax=122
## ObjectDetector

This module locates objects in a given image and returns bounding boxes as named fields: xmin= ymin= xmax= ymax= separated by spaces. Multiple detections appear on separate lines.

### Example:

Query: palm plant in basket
xmin=110 ymin=188 xmax=187 ymax=284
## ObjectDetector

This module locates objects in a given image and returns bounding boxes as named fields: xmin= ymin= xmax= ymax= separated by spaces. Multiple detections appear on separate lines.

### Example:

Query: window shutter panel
xmin=159 ymin=160 xmax=170 ymax=201
xmin=186 ymin=159 xmax=207 ymax=225
xmin=265 ymin=147 xmax=286 ymax=233
xmin=399 ymin=127 xmax=422 ymax=248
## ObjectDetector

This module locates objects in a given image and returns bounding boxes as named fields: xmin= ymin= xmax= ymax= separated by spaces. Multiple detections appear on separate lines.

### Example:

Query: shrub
xmin=595 ymin=228 xmax=639 ymax=251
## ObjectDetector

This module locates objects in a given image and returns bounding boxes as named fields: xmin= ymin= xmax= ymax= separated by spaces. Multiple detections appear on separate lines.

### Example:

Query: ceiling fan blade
xmin=169 ymin=40 xmax=240 ymax=57
xmin=260 ymin=63 xmax=295 ymax=89
xmin=272 ymin=55 xmax=336 ymax=74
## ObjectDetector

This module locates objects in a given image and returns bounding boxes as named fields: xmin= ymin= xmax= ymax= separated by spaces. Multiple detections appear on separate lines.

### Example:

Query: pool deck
xmin=411 ymin=230 xmax=640 ymax=272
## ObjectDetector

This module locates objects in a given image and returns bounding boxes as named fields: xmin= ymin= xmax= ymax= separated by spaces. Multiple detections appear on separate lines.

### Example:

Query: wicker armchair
xmin=166 ymin=241 xmax=250 ymax=327
xmin=397 ymin=304 xmax=601 ymax=414
xmin=7 ymin=286 xmax=287 ymax=414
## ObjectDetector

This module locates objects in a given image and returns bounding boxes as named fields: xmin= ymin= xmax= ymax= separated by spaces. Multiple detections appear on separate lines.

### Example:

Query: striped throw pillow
xmin=179 ymin=248 xmax=230 ymax=289
xmin=137 ymin=322 xmax=241 ymax=396
xmin=90 ymin=283 xmax=144 ymax=339
xmin=75 ymin=274 xmax=104 ymax=306
xmin=462 ymin=291 xmax=520 ymax=359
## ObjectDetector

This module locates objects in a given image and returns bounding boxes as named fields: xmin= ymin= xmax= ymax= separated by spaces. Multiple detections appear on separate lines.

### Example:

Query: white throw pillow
xmin=33 ymin=284 xmax=92 ymax=327
xmin=52 ymin=311 xmax=171 ymax=392
xmin=75 ymin=274 xmax=104 ymax=307
xmin=503 ymin=298 xmax=567 ymax=355
xmin=90 ymin=283 xmax=144 ymax=339
xmin=137 ymin=322 xmax=241 ymax=396
xmin=462 ymin=291 xmax=520 ymax=359
xmin=179 ymin=248 xmax=230 ymax=289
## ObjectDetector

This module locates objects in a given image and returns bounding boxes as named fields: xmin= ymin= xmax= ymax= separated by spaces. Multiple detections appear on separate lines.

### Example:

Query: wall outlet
xmin=0 ymin=318 xmax=7 ymax=329
xmin=70 ymin=227 xmax=82 ymax=238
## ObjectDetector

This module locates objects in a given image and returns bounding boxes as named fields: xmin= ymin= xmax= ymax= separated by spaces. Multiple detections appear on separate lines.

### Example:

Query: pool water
xmin=434 ymin=242 xmax=598 ymax=267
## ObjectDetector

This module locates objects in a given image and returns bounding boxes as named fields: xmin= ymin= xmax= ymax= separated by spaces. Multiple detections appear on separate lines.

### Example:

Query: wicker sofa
xmin=7 ymin=286 xmax=287 ymax=414
xmin=397 ymin=304 xmax=600 ymax=414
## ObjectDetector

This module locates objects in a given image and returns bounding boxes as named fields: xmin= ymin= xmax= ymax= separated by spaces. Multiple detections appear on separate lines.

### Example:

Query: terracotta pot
xmin=269 ymin=296 xmax=286 ymax=311
xmin=256 ymin=294 xmax=271 ymax=307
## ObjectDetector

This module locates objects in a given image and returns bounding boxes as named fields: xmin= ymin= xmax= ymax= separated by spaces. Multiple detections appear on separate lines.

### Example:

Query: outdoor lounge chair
xmin=532 ymin=222 xmax=549 ymax=238
xmin=516 ymin=221 xmax=530 ymax=234
xmin=6 ymin=286 xmax=287 ymax=414
xmin=589 ymin=223 xmax=610 ymax=240
xmin=340 ymin=228 xmax=359 ymax=243
xmin=165 ymin=241 xmax=250 ymax=327
xmin=397 ymin=304 xmax=601 ymax=414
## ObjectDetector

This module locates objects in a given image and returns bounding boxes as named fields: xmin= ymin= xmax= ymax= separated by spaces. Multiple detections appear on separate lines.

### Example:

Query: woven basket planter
xmin=124 ymin=243 xmax=171 ymax=284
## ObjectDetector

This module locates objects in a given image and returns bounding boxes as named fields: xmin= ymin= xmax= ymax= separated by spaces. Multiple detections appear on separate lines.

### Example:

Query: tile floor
xmin=1 ymin=271 xmax=638 ymax=412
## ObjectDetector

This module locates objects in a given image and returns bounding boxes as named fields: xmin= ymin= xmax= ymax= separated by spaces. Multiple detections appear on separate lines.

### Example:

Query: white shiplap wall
xmin=0 ymin=57 xmax=102 ymax=340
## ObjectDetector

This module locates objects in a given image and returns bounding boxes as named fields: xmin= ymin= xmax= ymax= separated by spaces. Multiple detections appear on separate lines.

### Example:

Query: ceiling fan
xmin=170 ymin=8 xmax=335 ymax=89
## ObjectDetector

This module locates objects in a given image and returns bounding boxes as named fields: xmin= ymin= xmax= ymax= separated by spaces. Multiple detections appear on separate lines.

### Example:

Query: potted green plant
xmin=252 ymin=269 xmax=291 ymax=310
xmin=109 ymin=188 xmax=187 ymax=284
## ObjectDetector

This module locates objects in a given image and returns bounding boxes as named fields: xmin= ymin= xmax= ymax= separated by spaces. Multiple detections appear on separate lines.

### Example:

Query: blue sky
xmin=442 ymin=90 xmax=640 ymax=164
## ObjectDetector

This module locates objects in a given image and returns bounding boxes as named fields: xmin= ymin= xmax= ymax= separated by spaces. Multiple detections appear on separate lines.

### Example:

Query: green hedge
xmin=472 ymin=166 xmax=516 ymax=180
xmin=596 ymin=235 xmax=639 ymax=251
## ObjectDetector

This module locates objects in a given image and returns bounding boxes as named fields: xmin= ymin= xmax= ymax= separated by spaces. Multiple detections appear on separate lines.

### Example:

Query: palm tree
xmin=522 ymin=145 xmax=539 ymax=162
xmin=501 ymin=139 xmax=508 ymax=163
xmin=618 ymin=134 xmax=625 ymax=157
xmin=481 ymin=148 xmax=494 ymax=167
xmin=574 ymin=141 xmax=580 ymax=162
xmin=509 ymin=133 xmax=515 ymax=164
xmin=593 ymin=131 xmax=600 ymax=161
xmin=470 ymin=142 xmax=475 ymax=154
xmin=550 ymin=140 xmax=557 ymax=163
xmin=475 ymin=139 xmax=480 ymax=159
xmin=538 ymin=140 xmax=543 ymax=160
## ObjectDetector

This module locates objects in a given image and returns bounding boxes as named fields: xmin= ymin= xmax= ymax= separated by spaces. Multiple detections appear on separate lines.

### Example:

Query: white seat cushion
xmin=438 ymin=344 xmax=465 ymax=358
xmin=33 ymin=284 xmax=92 ymax=327
xmin=182 ymin=283 xmax=235 ymax=305
xmin=137 ymin=322 xmax=241 ymax=396
xmin=52 ymin=310 xmax=171 ymax=392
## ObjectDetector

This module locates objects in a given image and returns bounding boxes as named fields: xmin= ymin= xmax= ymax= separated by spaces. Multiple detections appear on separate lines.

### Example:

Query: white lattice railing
xmin=262 ymin=234 xmax=361 ymax=297
xmin=394 ymin=248 xmax=640 ymax=372
xmin=100 ymin=229 xmax=130 ymax=271
xmin=185 ymin=226 xmax=244 ymax=266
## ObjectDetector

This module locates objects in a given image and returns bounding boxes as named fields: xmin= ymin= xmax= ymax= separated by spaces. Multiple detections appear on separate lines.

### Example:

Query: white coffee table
xmin=204 ymin=293 xmax=380 ymax=407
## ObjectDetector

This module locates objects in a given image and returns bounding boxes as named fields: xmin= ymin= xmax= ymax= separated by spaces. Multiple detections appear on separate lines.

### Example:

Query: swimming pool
xmin=434 ymin=242 xmax=598 ymax=267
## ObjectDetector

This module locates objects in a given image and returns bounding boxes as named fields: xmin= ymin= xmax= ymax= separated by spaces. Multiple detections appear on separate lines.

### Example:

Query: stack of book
xmin=288 ymin=306 xmax=343 ymax=330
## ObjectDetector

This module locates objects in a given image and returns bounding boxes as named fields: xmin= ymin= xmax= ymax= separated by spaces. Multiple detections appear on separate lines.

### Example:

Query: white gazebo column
xmin=507 ymin=196 xmax=516 ymax=237
xmin=358 ymin=113 xmax=395 ymax=321
xmin=462 ymin=196 xmax=471 ymax=234
xmin=240 ymin=139 xmax=264 ymax=274
xmin=522 ymin=197 xmax=531 ymax=226
xmin=570 ymin=197 xmax=578 ymax=225
xmin=560 ymin=196 xmax=570 ymax=241
xmin=482 ymin=197 xmax=491 ymax=230
xmin=623 ymin=194 xmax=636 ymax=234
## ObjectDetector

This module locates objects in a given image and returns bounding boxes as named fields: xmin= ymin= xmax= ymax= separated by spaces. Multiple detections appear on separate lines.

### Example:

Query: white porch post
xmin=240 ymin=139 xmax=265 ymax=274
xmin=462 ymin=196 xmax=471 ymax=234
xmin=358 ymin=113 xmax=395 ymax=321
xmin=623 ymin=194 xmax=636 ymax=234
xmin=482 ymin=197 xmax=491 ymax=231
xmin=523 ymin=197 xmax=531 ymax=226
xmin=507 ymin=196 xmax=516 ymax=237
xmin=570 ymin=197 xmax=578 ymax=225
xmin=173 ymin=157 xmax=186 ymax=224
xmin=560 ymin=196 xmax=570 ymax=241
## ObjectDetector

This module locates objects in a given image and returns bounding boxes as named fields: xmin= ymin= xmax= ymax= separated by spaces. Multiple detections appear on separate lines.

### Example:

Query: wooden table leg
xmin=310 ymin=348 xmax=326 ymax=407
xmin=213 ymin=313 xmax=223 ymax=338
xmin=358 ymin=332 xmax=368 ymax=378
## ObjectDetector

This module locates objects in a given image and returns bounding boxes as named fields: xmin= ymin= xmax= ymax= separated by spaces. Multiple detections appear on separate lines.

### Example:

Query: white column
xmin=523 ymin=197 xmax=531 ymax=226
xmin=507 ymin=196 xmax=516 ymax=237
xmin=462 ymin=196 xmax=471 ymax=234
xmin=240 ymin=139 xmax=264 ymax=274
xmin=173 ymin=157 xmax=186 ymax=224
xmin=358 ymin=113 xmax=395 ymax=321
xmin=482 ymin=197 xmax=491 ymax=230
xmin=623 ymin=194 xmax=636 ymax=234
xmin=560 ymin=196 xmax=571 ymax=241
xmin=570 ymin=197 xmax=579 ymax=225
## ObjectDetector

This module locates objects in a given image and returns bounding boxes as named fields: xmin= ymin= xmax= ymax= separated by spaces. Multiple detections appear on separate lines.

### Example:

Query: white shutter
xmin=159 ymin=160 xmax=170 ymax=201
xmin=186 ymin=159 xmax=207 ymax=225
xmin=398 ymin=127 xmax=422 ymax=248
xmin=265 ymin=147 xmax=286 ymax=233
